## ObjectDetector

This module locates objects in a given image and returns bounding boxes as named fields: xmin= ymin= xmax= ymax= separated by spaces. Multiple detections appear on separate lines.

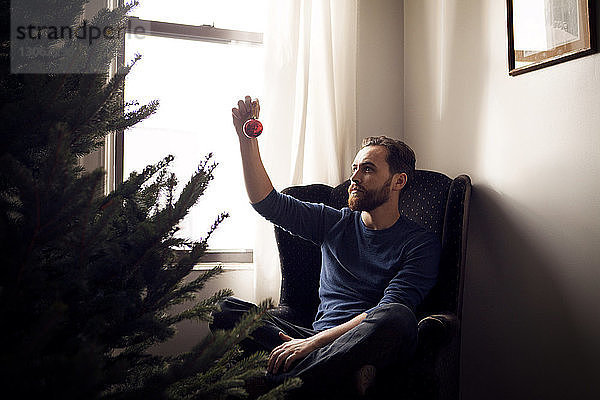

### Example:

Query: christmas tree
xmin=0 ymin=1 xmax=299 ymax=398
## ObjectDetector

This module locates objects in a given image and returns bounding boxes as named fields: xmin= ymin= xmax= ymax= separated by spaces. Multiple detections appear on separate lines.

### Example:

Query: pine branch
xmin=256 ymin=378 xmax=303 ymax=400
xmin=159 ymin=265 xmax=224 ymax=309
xmin=166 ymin=349 xmax=269 ymax=400
xmin=180 ymin=299 xmax=274 ymax=374
xmin=166 ymin=288 xmax=234 ymax=325
xmin=222 ymin=351 xmax=269 ymax=380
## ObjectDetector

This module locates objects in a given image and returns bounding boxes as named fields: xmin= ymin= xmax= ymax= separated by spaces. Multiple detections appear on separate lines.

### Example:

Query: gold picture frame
xmin=507 ymin=0 xmax=596 ymax=76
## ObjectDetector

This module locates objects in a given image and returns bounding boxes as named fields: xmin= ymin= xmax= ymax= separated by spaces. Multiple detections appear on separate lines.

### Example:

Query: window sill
xmin=192 ymin=262 xmax=253 ymax=271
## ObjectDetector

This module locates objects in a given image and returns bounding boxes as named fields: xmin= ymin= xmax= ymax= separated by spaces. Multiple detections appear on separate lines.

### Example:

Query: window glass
xmin=124 ymin=34 xmax=264 ymax=250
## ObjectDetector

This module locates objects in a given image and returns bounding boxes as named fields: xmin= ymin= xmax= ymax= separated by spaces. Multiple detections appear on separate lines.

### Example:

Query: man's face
xmin=347 ymin=146 xmax=395 ymax=212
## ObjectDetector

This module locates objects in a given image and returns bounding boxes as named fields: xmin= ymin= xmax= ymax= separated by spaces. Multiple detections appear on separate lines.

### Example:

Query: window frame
xmin=112 ymin=11 xmax=264 ymax=265
xmin=117 ymin=14 xmax=263 ymax=186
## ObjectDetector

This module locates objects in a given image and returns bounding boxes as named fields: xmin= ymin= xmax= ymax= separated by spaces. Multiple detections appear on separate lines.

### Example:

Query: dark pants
xmin=210 ymin=297 xmax=418 ymax=398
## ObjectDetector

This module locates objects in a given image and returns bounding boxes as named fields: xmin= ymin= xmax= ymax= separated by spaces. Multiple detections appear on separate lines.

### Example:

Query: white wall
xmin=404 ymin=1 xmax=600 ymax=399
xmin=357 ymin=0 xmax=404 ymax=148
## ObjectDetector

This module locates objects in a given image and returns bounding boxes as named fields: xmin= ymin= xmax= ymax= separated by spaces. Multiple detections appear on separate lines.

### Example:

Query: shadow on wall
xmin=461 ymin=185 xmax=598 ymax=400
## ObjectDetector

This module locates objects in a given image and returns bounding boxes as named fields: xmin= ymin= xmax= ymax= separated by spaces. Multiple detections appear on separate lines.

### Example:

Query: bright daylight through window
xmin=124 ymin=0 xmax=266 ymax=259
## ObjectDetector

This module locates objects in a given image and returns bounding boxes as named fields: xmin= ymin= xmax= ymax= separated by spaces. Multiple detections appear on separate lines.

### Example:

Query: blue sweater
xmin=253 ymin=189 xmax=441 ymax=331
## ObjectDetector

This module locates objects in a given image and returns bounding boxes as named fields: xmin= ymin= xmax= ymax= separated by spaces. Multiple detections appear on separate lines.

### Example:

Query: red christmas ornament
xmin=243 ymin=98 xmax=263 ymax=138
xmin=243 ymin=119 xmax=263 ymax=138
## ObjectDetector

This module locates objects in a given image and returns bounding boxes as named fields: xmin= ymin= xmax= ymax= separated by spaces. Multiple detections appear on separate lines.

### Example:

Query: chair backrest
xmin=397 ymin=171 xmax=471 ymax=320
xmin=275 ymin=184 xmax=332 ymax=326
xmin=274 ymin=170 xmax=471 ymax=326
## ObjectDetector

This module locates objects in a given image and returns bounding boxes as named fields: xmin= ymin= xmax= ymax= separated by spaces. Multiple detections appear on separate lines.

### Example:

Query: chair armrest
xmin=413 ymin=313 xmax=461 ymax=400
xmin=417 ymin=312 xmax=458 ymax=348
xmin=268 ymin=305 xmax=308 ymax=327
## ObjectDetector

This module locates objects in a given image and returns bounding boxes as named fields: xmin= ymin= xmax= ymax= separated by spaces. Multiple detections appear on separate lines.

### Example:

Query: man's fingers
xmin=232 ymin=108 xmax=241 ymax=120
xmin=269 ymin=341 xmax=286 ymax=358
xmin=268 ymin=335 xmax=307 ymax=374
xmin=283 ymin=352 xmax=297 ymax=372
xmin=273 ymin=350 xmax=290 ymax=374
xmin=267 ymin=349 xmax=277 ymax=372
xmin=267 ymin=353 xmax=275 ymax=373
xmin=268 ymin=351 xmax=284 ymax=373
xmin=268 ymin=346 xmax=285 ymax=373
xmin=238 ymin=99 xmax=248 ymax=115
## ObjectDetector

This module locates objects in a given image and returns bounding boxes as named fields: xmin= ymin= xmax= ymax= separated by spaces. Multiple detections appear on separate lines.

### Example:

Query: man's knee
xmin=209 ymin=297 xmax=230 ymax=332
xmin=368 ymin=303 xmax=417 ymax=342
xmin=209 ymin=296 xmax=253 ymax=332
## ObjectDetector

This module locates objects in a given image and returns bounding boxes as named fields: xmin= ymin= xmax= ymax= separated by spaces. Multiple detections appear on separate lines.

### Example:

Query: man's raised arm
xmin=232 ymin=95 xmax=274 ymax=204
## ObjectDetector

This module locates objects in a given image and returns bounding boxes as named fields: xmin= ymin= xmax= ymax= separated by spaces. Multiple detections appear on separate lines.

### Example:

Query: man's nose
xmin=350 ymin=170 xmax=361 ymax=182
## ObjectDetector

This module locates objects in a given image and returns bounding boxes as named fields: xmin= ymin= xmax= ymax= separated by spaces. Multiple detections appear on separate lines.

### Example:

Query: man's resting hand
xmin=267 ymin=312 xmax=368 ymax=375
xmin=268 ymin=332 xmax=319 ymax=374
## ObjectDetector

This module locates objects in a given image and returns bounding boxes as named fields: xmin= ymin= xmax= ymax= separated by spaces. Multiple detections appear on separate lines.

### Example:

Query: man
xmin=211 ymin=96 xmax=441 ymax=398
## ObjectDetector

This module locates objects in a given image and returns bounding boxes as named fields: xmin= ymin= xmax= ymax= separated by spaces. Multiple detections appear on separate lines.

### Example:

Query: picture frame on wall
xmin=507 ymin=0 xmax=596 ymax=76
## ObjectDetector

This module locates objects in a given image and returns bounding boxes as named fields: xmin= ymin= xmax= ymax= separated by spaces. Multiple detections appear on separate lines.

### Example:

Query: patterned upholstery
xmin=270 ymin=184 xmax=332 ymax=326
xmin=272 ymin=170 xmax=471 ymax=400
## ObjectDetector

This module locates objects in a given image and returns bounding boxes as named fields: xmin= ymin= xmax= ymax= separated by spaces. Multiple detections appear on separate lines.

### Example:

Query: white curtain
xmin=253 ymin=0 xmax=358 ymax=303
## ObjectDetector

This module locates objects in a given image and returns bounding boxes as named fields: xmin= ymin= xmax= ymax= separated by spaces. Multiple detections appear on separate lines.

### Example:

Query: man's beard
xmin=348 ymin=176 xmax=393 ymax=211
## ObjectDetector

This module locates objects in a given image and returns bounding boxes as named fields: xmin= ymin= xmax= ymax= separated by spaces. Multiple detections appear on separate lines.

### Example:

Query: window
xmin=123 ymin=1 xmax=266 ymax=261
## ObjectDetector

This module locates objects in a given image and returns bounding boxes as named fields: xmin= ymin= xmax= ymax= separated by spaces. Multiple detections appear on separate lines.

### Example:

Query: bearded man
xmin=210 ymin=96 xmax=441 ymax=398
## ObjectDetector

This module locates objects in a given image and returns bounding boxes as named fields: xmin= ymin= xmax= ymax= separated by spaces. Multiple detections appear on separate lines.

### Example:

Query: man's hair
xmin=360 ymin=136 xmax=416 ymax=183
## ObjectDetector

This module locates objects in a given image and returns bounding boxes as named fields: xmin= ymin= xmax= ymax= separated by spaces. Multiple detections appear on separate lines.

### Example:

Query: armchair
xmin=270 ymin=170 xmax=471 ymax=400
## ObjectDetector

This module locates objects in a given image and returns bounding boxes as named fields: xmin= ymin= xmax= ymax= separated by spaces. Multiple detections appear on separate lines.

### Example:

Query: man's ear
xmin=392 ymin=173 xmax=408 ymax=192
